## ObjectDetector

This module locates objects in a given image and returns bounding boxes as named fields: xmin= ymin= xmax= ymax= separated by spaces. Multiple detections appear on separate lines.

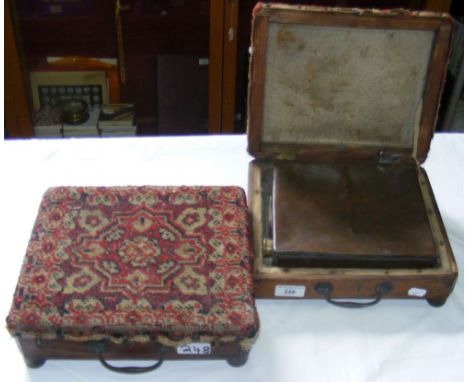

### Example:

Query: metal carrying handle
xmin=314 ymin=282 xmax=393 ymax=308
xmin=98 ymin=353 xmax=164 ymax=374
xmin=86 ymin=341 xmax=164 ymax=374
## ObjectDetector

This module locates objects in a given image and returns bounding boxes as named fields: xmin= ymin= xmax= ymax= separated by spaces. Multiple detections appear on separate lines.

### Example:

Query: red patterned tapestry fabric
xmin=7 ymin=186 xmax=259 ymax=345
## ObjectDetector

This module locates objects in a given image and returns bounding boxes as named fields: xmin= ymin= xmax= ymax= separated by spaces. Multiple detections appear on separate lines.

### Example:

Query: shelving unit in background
xmin=5 ymin=0 xmax=457 ymax=138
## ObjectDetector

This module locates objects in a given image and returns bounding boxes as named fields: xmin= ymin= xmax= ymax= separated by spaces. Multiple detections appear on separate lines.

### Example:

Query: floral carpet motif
xmin=7 ymin=186 xmax=259 ymax=346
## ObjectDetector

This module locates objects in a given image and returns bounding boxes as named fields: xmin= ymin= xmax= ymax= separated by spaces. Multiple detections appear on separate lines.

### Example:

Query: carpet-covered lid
xmin=247 ymin=3 xmax=452 ymax=163
xmin=7 ymin=186 xmax=259 ymax=348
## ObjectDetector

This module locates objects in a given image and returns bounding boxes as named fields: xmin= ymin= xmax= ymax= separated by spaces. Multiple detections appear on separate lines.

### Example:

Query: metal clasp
xmin=377 ymin=151 xmax=400 ymax=164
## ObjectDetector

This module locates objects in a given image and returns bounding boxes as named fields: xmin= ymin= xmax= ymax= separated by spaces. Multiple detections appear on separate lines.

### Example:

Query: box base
xmin=16 ymin=337 xmax=250 ymax=372
xmin=248 ymin=160 xmax=458 ymax=307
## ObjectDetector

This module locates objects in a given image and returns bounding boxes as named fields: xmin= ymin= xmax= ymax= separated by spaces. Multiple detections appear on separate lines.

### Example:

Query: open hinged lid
xmin=247 ymin=3 xmax=452 ymax=163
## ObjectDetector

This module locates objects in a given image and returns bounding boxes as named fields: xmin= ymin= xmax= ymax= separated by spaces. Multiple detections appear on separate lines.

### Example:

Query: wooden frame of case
xmin=247 ymin=6 xmax=452 ymax=162
xmin=248 ymin=162 xmax=457 ymax=306
xmin=247 ymin=4 xmax=457 ymax=307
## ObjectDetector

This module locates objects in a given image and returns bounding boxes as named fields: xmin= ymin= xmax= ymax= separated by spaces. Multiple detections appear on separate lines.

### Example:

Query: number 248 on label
xmin=177 ymin=343 xmax=211 ymax=355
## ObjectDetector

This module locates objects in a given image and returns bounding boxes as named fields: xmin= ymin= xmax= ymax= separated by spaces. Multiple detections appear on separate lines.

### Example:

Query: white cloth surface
xmin=0 ymin=133 xmax=463 ymax=382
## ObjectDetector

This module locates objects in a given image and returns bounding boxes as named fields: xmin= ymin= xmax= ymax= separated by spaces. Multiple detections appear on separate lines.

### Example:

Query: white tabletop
xmin=0 ymin=133 xmax=463 ymax=382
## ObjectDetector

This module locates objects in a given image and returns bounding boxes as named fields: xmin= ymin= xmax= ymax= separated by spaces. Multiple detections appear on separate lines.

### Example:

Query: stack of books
xmin=63 ymin=107 xmax=100 ymax=137
xmin=98 ymin=104 xmax=136 ymax=137
xmin=33 ymin=107 xmax=62 ymax=138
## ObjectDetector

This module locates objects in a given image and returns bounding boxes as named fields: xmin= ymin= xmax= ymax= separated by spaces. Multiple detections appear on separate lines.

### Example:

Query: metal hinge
xmin=275 ymin=152 xmax=296 ymax=161
xmin=263 ymin=238 xmax=273 ymax=254
xmin=377 ymin=151 xmax=401 ymax=164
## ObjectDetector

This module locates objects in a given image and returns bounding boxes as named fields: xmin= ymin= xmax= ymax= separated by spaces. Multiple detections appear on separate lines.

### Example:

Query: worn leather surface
xmin=272 ymin=162 xmax=436 ymax=268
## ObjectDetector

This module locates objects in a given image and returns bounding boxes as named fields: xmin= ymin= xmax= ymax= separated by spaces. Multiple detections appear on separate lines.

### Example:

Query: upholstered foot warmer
xmin=6 ymin=186 xmax=259 ymax=372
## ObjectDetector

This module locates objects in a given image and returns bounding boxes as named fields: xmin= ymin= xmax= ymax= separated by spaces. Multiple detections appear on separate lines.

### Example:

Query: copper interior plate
xmin=272 ymin=162 xmax=437 ymax=268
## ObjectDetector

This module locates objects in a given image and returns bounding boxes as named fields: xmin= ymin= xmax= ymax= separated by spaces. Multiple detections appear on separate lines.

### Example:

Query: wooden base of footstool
xmin=16 ymin=337 xmax=251 ymax=371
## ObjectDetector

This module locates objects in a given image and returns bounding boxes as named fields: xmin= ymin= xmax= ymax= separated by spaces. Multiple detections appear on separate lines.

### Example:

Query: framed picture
xmin=30 ymin=70 xmax=109 ymax=110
